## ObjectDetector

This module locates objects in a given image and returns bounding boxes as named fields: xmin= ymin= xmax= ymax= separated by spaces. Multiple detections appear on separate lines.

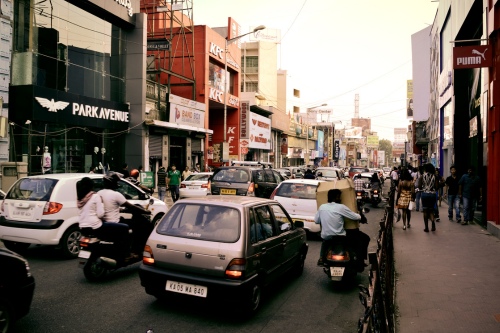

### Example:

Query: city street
xmin=7 ymin=194 xmax=388 ymax=333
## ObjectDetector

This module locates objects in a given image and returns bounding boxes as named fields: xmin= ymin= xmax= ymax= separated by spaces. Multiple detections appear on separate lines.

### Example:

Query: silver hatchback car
xmin=139 ymin=196 xmax=308 ymax=315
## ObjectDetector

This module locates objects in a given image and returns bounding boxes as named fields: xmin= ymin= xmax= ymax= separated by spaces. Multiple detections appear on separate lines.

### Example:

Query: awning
xmin=250 ymin=105 xmax=273 ymax=117
xmin=145 ymin=119 xmax=213 ymax=134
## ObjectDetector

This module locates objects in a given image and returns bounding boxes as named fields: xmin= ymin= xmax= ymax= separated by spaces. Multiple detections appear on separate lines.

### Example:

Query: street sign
xmin=140 ymin=171 xmax=155 ymax=188
xmin=147 ymin=38 xmax=170 ymax=51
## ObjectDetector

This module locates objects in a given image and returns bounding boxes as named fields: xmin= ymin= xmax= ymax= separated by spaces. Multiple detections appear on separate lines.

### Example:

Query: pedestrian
xmin=167 ymin=164 xmax=181 ymax=202
xmin=182 ymin=166 xmax=191 ymax=181
xmin=303 ymin=169 xmax=315 ymax=179
xmin=390 ymin=166 xmax=399 ymax=189
xmin=414 ymin=166 xmax=424 ymax=212
xmin=458 ymin=165 xmax=482 ymax=225
xmin=396 ymin=169 xmax=415 ymax=230
xmin=421 ymin=163 xmax=438 ymax=232
xmin=157 ymin=166 xmax=167 ymax=202
xmin=121 ymin=163 xmax=130 ymax=178
xmin=434 ymin=168 xmax=445 ymax=222
xmin=194 ymin=163 xmax=201 ymax=173
xmin=445 ymin=165 xmax=461 ymax=223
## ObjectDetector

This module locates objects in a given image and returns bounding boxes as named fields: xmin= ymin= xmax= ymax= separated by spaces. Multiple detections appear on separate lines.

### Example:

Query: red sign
xmin=453 ymin=45 xmax=492 ymax=69
xmin=241 ymin=147 xmax=249 ymax=154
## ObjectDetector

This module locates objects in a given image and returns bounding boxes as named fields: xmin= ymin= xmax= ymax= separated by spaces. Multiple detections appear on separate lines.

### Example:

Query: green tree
xmin=379 ymin=139 xmax=393 ymax=166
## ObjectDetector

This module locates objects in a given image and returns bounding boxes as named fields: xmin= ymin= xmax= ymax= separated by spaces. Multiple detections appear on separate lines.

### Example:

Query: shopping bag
xmin=408 ymin=201 xmax=415 ymax=211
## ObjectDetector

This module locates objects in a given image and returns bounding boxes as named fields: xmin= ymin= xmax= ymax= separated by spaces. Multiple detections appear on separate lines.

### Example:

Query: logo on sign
xmin=35 ymin=97 xmax=69 ymax=112
xmin=209 ymin=88 xmax=224 ymax=103
xmin=209 ymin=42 xmax=224 ymax=59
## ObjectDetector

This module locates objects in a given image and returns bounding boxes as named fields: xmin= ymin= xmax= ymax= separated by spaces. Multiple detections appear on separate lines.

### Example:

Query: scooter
xmin=77 ymin=199 xmax=154 ymax=282
xmin=321 ymin=206 xmax=369 ymax=284
xmin=370 ymin=186 xmax=382 ymax=207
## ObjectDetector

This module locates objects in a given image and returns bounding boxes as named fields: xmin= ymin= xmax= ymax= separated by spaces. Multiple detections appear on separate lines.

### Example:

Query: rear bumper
xmin=139 ymin=264 xmax=258 ymax=303
xmin=0 ymin=225 xmax=62 ymax=245
xmin=0 ymin=216 xmax=64 ymax=230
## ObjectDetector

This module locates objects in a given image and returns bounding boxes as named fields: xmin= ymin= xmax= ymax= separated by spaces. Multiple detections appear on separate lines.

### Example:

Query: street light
xmin=223 ymin=25 xmax=266 ymax=163
xmin=305 ymin=104 xmax=327 ymax=165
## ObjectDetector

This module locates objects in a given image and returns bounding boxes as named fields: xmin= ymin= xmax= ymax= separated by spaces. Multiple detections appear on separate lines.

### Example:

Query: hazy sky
xmin=193 ymin=0 xmax=438 ymax=140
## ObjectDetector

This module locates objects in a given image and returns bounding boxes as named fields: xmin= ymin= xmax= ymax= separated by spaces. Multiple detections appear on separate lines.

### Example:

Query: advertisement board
xmin=248 ymin=112 xmax=271 ymax=149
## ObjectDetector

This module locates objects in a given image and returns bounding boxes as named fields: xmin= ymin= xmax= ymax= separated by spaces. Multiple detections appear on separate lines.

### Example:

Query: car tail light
xmin=180 ymin=184 xmax=186 ymax=188
xmin=270 ymin=187 xmax=278 ymax=199
xmin=0 ymin=200 xmax=3 ymax=212
xmin=201 ymin=183 xmax=208 ymax=188
xmin=247 ymin=182 xmax=255 ymax=196
xmin=43 ymin=202 xmax=63 ymax=215
xmin=142 ymin=245 xmax=155 ymax=266
xmin=225 ymin=258 xmax=246 ymax=279
xmin=207 ymin=181 xmax=211 ymax=192
xmin=373 ymin=189 xmax=379 ymax=194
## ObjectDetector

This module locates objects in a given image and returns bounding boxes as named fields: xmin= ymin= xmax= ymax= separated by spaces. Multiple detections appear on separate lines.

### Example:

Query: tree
xmin=379 ymin=139 xmax=393 ymax=166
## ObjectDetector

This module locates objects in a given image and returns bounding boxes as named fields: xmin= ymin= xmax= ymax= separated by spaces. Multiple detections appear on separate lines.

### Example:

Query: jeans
xmin=447 ymin=194 xmax=461 ymax=220
xmin=158 ymin=186 xmax=166 ymax=201
xmin=434 ymin=192 xmax=440 ymax=217
xmin=415 ymin=191 xmax=422 ymax=211
xmin=169 ymin=185 xmax=180 ymax=202
xmin=462 ymin=197 xmax=477 ymax=222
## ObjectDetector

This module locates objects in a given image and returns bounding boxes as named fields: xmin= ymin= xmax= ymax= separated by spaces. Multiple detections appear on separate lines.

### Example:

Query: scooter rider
xmin=99 ymin=173 xmax=151 ymax=257
xmin=128 ymin=169 xmax=154 ymax=194
xmin=314 ymin=189 xmax=364 ymax=266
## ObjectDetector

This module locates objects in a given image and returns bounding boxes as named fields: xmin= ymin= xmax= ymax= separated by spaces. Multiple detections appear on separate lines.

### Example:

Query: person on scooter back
xmin=128 ymin=169 xmax=154 ymax=194
xmin=370 ymin=172 xmax=382 ymax=195
xmin=98 ymin=173 xmax=151 ymax=257
xmin=314 ymin=189 xmax=362 ymax=266
xmin=77 ymin=177 xmax=130 ymax=254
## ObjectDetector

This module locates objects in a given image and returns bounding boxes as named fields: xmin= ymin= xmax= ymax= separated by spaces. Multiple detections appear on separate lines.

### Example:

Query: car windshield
xmin=157 ymin=204 xmax=240 ymax=243
xmin=185 ymin=174 xmax=210 ymax=181
xmin=6 ymin=178 xmax=59 ymax=201
xmin=212 ymin=169 xmax=249 ymax=183
xmin=351 ymin=168 xmax=366 ymax=173
xmin=275 ymin=183 xmax=317 ymax=199
xmin=317 ymin=170 xmax=337 ymax=178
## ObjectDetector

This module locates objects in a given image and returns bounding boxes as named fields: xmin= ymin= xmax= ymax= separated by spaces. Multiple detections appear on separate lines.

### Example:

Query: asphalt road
xmin=8 ymin=185 xmax=389 ymax=333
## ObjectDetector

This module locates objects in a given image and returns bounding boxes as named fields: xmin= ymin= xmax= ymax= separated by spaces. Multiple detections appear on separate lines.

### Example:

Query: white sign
xmin=169 ymin=103 xmax=205 ymax=129
xmin=169 ymin=94 xmax=205 ymax=112
xmin=249 ymin=112 xmax=271 ymax=150
xmin=344 ymin=127 xmax=363 ymax=138
xmin=249 ymin=27 xmax=281 ymax=44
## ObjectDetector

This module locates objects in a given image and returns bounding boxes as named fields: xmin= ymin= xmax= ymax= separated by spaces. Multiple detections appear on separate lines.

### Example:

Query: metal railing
xmin=357 ymin=186 xmax=396 ymax=333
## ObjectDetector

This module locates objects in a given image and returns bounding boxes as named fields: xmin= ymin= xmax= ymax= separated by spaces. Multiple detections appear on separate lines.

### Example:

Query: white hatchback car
xmin=270 ymin=179 xmax=323 ymax=234
xmin=179 ymin=172 xmax=213 ymax=198
xmin=0 ymin=173 xmax=168 ymax=258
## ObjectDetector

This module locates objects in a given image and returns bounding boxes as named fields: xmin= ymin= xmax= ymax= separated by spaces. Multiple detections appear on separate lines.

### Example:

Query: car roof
xmin=279 ymin=179 xmax=324 ymax=185
xmin=173 ymin=195 xmax=276 ymax=207
xmin=359 ymin=172 xmax=374 ymax=177
xmin=18 ymin=173 xmax=103 ymax=180
xmin=188 ymin=172 xmax=213 ymax=175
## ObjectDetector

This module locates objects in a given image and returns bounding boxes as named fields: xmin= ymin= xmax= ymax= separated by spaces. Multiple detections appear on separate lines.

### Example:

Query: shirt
xmin=445 ymin=175 xmax=460 ymax=195
xmin=157 ymin=168 xmax=167 ymax=187
xmin=78 ymin=193 xmax=104 ymax=229
xmin=354 ymin=178 xmax=365 ymax=191
xmin=458 ymin=174 xmax=481 ymax=198
xmin=314 ymin=202 xmax=361 ymax=240
xmin=182 ymin=170 xmax=191 ymax=181
xmin=168 ymin=170 xmax=181 ymax=186
xmin=98 ymin=189 xmax=127 ymax=223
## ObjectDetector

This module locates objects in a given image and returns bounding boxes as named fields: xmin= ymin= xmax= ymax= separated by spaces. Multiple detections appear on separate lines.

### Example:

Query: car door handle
xmin=261 ymin=247 xmax=267 ymax=254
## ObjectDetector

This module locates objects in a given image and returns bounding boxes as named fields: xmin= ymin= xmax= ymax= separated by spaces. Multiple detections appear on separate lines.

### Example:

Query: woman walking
xmin=420 ymin=163 xmax=438 ymax=232
xmin=396 ymin=169 xmax=415 ymax=230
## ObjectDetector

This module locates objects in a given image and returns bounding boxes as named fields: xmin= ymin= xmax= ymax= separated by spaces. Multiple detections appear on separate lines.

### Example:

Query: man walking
xmin=167 ymin=164 xmax=181 ymax=203
xmin=458 ymin=166 xmax=482 ymax=225
xmin=445 ymin=165 xmax=461 ymax=222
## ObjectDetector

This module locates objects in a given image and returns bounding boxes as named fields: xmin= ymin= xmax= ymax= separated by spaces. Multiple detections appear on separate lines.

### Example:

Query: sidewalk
xmin=394 ymin=202 xmax=500 ymax=332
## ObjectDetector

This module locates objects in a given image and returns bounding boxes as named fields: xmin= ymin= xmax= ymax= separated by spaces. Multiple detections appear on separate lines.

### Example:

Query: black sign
xmin=147 ymin=38 xmax=170 ymax=51
xmin=334 ymin=140 xmax=340 ymax=161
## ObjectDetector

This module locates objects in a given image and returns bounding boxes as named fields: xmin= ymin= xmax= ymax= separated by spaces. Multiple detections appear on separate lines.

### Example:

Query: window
xmin=244 ymin=82 xmax=258 ymax=92
xmin=254 ymin=206 xmax=276 ymax=239
xmin=275 ymin=183 xmax=318 ymax=200
xmin=243 ymin=56 xmax=259 ymax=68
xmin=269 ymin=204 xmax=292 ymax=233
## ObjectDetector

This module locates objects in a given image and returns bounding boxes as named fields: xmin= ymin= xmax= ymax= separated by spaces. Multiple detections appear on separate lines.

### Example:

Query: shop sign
xmin=140 ymin=171 xmax=154 ymax=188
xmin=453 ymin=45 xmax=492 ymax=69
xmin=66 ymin=0 xmax=138 ymax=28
xmin=240 ymin=101 xmax=249 ymax=139
xmin=147 ymin=38 xmax=170 ymax=51
xmin=248 ymin=112 xmax=271 ymax=150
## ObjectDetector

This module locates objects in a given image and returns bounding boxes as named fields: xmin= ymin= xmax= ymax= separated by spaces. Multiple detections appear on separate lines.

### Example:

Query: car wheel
xmin=60 ymin=225 xmax=81 ymax=259
xmin=83 ymin=257 xmax=108 ymax=282
xmin=2 ymin=241 xmax=31 ymax=253
xmin=0 ymin=299 xmax=12 ymax=333
xmin=294 ymin=252 xmax=306 ymax=276
xmin=152 ymin=213 xmax=164 ymax=228
xmin=243 ymin=284 xmax=262 ymax=315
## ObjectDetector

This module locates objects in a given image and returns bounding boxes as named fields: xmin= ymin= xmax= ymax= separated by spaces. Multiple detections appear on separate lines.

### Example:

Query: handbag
xmin=408 ymin=201 xmax=415 ymax=211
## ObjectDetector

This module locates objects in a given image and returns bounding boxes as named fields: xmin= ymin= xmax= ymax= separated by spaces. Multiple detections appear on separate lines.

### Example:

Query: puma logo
xmin=472 ymin=48 xmax=487 ymax=60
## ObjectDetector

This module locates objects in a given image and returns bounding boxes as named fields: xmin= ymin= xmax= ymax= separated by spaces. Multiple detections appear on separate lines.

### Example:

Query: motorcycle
xmin=77 ymin=199 xmax=155 ymax=282
xmin=369 ymin=186 xmax=382 ymax=207
xmin=321 ymin=206 xmax=370 ymax=284
xmin=355 ymin=184 xmax=370 ymax=205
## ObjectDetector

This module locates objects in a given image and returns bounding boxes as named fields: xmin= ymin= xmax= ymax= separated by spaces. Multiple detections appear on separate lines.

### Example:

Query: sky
xmin=193 ymin=0 xmax=439 ymax=141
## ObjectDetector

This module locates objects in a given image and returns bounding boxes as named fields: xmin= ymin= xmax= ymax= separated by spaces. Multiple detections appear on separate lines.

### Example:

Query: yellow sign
xmin=367 ymin=135 xmax=379 ymax=147
xmin=407 ymin=80 xmax=413 ymax=99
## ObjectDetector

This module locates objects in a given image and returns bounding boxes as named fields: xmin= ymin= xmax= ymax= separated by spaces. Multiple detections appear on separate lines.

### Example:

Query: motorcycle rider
xmin=370 ymin=172 xmax=382 ymax=196
xmin=354 ymin=174 xmax=365 ymax=191
xmin=99 ymin=173 xmax=151 ymax=257
xmin=128 ymin=169 xmax=154 ymax=194
xmin=314 ymin=189 xmax=366 ymax=267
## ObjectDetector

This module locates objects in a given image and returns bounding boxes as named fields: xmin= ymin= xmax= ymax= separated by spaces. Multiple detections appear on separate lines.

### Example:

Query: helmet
xmin=130 ymin=169 xmax=139 ymax=178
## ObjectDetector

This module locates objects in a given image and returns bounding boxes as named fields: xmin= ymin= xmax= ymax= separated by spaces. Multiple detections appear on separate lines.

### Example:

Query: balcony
xmin=146 ymin=80 xmax=167 ymax=102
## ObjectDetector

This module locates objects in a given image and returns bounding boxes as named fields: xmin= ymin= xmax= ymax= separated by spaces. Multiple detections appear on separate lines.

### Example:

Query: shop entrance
xmin=169 ymin=136 xmax=185 ymax=169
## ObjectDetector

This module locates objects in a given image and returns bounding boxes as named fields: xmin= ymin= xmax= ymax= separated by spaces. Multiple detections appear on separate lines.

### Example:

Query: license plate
xmin=373 ymin=194 xmax=378 ymax=197
xmin=330 ymin=266 xmax=345 ymax=277
xmin=188 ymin=186 xmax=199 ymax=189
xmin=356 ymin=195 xmax=362 ymax=199
xmin=166 ymin=280 xmax=207 ymax=298
xmin=12 ymin=210 xmax=32 ymax=217
xmin=78 ymin=250 xmax=91 ymax=259
xmin=220 ymin=189 xmax=236 ymax=195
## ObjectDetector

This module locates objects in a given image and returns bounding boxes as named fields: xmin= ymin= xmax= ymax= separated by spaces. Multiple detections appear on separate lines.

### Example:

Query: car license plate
xmin=166 ymin=280 xmax=207 ymax=298
xmin=330 ymin=266 xmax=345 ymax=277
xmin=220 ymin=189 xmax=236 ymax=195
xmin=188 ymin=186 xmax=199 ymax=189
xmin=356 ymin=195 xmax=362 ymax=199
xmin=373 ymin=194 xmax=378 ymax=197
xmin=78 ymin=250 xmax=91 ymax=259
xmin=12 ymin=210 xmax=32 ymax=217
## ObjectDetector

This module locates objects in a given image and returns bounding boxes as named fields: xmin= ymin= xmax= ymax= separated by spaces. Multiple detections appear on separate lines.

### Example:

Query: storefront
xmin=9 ymin=0 xmax=147 ymax=174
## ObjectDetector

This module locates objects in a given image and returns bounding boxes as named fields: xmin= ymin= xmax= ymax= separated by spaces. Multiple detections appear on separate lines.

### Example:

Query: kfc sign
xmin=209 ymin=42 xmax=224 ymax=60
xmin=453 ymin=45 xmax=492 ymax=69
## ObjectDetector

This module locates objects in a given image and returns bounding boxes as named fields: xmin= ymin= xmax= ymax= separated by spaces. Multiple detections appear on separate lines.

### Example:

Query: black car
xmin=0 ymin=245 xmax=35 ymax=332
xmin=209 ymin=166 xmax=285 ymax=198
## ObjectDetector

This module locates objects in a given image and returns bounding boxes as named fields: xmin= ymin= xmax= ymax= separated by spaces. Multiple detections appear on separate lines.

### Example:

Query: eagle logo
xmin=35 ymin=97 xmax=70 ymax=112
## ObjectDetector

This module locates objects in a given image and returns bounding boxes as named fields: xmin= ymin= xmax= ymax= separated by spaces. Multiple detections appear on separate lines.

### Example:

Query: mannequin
xmin=42 ymin=146 xmax=52 ymax=174
xmin=100 ymin=147 xmax=109 ymax=174
xmin=92 ymin=146 xmax=101 ymax=172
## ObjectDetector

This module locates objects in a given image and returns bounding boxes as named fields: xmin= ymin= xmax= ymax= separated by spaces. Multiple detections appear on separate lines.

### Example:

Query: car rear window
xmin=351 ymin=168 xmax=367 ymax=173
xmin=317 ymin=169 xmax=338 ymax=178
xmin=157 ymin=204 xmax=240 ymax=243
xmin=185 ymin=174 xmax=210 ymax=181
xmin=212 ymin=169 xmax=250 ymax=183
xmin=275 ymin=183 xmax=318 ymax=199
xmin=6 ymin=178 xmax=59 ymax=201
